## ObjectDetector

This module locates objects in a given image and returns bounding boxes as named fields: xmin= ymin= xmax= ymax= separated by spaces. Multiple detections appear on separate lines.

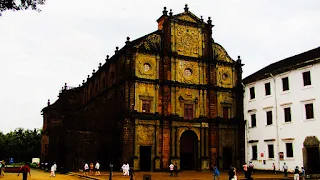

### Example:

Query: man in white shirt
xmin=84 ymin=163 xmax=89 ymax=176
xmin=50 ymin=163 xmax=57 ymax=177
xmin=95 ymin=162 xmax=100 ymax=176
xmin=169 ymin=163 xmax=174 ymax=177
xmin=122 ymin=164 xmax=126 ymax=176
xmin=125 ymin=163 xmax=130 ymax=176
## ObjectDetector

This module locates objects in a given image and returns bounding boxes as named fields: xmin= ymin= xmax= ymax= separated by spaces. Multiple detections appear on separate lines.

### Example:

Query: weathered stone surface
xmin=41 ymin=7 xmax=244 ymax=171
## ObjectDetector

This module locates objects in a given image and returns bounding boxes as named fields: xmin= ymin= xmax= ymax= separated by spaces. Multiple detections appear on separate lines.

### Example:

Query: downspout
xmin=270 ymin=73 xmax=280 ymax=171
xmin=241 ymin=82 xmax=249 ymax=164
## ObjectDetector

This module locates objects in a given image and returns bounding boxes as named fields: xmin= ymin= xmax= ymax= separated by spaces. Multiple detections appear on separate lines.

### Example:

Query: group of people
xmin=83 ymin=162 xmax=101 ymax=176
xmin=243 ymin=162 xmax=254 ymax=180
xmin=281 ymin=163 xmax=306 ymax=180
xmin=121 ymin=163 xmax=130 ymax=176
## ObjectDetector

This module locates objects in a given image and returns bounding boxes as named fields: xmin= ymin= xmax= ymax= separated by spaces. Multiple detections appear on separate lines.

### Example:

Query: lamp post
xmin=109 ymin=164 xmax=113 ymax=180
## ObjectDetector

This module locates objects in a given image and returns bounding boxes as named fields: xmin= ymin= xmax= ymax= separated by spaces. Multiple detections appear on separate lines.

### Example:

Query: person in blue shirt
xmin=213 ymin=165 xmax=220 ymax=180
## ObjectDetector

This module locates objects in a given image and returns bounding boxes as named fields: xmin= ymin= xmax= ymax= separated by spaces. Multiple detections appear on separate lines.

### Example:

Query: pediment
xmin=213 ymin=43 xmax=234 ymax=63
xmin=174 ymin=12 xmax=202 ymax=23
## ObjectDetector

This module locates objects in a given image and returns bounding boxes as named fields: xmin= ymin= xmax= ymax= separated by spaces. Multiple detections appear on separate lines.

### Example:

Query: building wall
xmin=244 ymin=63 xmax=320 ymax=171
xmin=42 ymin=8 xmax=244 ymax=172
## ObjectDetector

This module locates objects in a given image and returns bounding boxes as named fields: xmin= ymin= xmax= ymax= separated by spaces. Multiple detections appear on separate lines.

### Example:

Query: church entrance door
xmin=223 ymin=147 xmax=232 ymax=170
xmin=140 ymin=146 xmax=152 ymax=171
xmin=306 ymin=147 xmax=320 ymax=173
xmin=303 ymin=136 xmax=320 ymax=174
xmin=180 ymin=130 xmax=198 ymax=170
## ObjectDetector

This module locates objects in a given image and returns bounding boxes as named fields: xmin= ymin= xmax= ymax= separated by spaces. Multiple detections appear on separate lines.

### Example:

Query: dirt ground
xmin=0 ymin=169 xmax=297 ymax=180
xmin=72 ymin=170 xmax=295 ymax=180
xmin=0 ymin=169 xmax=79 ymax=180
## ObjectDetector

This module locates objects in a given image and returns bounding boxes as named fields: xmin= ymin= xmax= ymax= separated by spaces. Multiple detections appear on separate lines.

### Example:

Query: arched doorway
xmin=180 ymin=130 xmax=198 ymax=170
xmin=303 ymin=136 xmax=320 ymax=174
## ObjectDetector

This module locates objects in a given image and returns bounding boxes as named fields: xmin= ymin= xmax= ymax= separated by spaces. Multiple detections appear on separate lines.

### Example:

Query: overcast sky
xmin=0 ymin=0 xmax=319 ymax=133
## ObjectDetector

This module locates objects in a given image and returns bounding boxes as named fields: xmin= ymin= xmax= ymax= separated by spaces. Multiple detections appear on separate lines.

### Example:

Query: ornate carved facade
xmin=41 ymin=5 xmax=244 ymax=171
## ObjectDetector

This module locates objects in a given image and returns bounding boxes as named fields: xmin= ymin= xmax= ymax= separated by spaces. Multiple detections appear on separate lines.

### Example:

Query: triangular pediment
xmin=174 ymin=12 xmax=202 ymax=23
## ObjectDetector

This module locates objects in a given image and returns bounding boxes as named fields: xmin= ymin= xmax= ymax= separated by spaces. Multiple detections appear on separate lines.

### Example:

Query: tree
xmin=0 ymin=0 xmax=45 ymax=15
xmin=0 ymin=128 xmax=41 ymax=163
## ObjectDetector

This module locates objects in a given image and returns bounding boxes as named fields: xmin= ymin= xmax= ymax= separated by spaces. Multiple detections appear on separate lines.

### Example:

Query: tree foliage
xmin=0 ymin=128 xmax=41 ymax=163
xmin=0 ymin=0 xmax=45 ymax=14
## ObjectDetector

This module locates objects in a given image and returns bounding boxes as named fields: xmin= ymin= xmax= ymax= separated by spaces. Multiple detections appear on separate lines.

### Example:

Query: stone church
xmin=41 ymin=5 xmax=245 ymax=172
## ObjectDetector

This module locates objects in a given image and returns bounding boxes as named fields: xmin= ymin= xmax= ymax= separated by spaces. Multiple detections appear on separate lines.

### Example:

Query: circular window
xmin=184 ymin=68 xmax=192 ymax=77
xmin=144 ymin=63 xmax=151 ymax=72
xmin=222 ymin=73 xmax=228 ymax=80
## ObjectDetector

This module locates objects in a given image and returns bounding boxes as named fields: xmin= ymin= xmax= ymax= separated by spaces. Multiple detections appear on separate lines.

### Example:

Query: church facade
xmin=41 ymin=5 xmax=245 ymax=171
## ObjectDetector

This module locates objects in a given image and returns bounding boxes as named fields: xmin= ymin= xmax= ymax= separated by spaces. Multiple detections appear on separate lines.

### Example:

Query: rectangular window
xmin=184 ymin=104 xmax=193 ymax=120
xmin=266 ymin=111 xmax=273 ymax=125
xmin=282 ymin=77 xmax=289 ymax=91
xmin=251 ymin=114 xmax=256 ymax=127
xmin=268 ymin=144 xmax=274 ymax=158
xmin=286 ymin=143 xmax=293 ymax=157
xmin=303 ymin=71 xmax=311 ymax=86
xmin=252 ymin=145 xmax=258 ymax=160
xmin=142 ymin=100 xmax=151 ymax=113
xmin=284 ymin=107 xmax=291 ymax=122
xmin=250 ymin=87 xmax=255 ymax=99
xmin=265 ymin=82 xmax=271 ymax=96
xmin=223 ymin=107 xmax=230 ymax=119
xmin=305 ymin=103 xmax=314 ymax=119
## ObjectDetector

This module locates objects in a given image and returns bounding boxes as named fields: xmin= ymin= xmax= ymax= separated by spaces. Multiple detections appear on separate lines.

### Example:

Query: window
xmin=265 ymin=82 xmax=271 ymax=96
xmin=268 ymin=144 xmax=274 ymax=158
xmin=184 ymin=104 xmax=193 ymax=120
xmin=142 ymin=100 xmax=151 ymax=113
xmin=303 ymin=71 xmax=311 ymax=86
xmin=223 ymin=107 xmax=230 ymax=118
xmin=266 ymin=111 xmax=273 ymax=125
xmin=251 ymin=114 xmax=256 ymax=127
xmin=305 ymin=103 xmax=314 ymax=119
xmin=286 ymin=143 xmax=293 ymax=157
xmin=249 ymin=87 xmax=255 ymax=99
xmin=252 ymin=145 xmax=257 ymax=160
xmin=282 ymin=77 xmax=289 ymax=91
xmin=284 ymin=107 xmax=291 ymax=122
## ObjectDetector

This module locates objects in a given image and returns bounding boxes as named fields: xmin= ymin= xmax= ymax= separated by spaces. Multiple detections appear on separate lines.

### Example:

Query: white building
xmin=243 ymin=47 xmax=320 ymax=173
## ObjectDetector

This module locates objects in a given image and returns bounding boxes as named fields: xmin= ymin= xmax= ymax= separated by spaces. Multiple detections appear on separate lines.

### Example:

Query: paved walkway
xmin=71 ymin=170 xmax=297 ymax=180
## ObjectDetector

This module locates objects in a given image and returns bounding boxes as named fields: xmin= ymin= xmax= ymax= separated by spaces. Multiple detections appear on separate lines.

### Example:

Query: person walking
xmin=243 ymin=163 xmax=248 ymax=178
xmin=83 ymin=163 xmax=89 ymax=176
xmin=0 ymin=160 xmax=5 ymax=176
xmin=213 ymin=165 xmax=220 ymax=180
xmin=283 ymin=163 xmax=288 ymax=177
xmin=228 ymin=166 xmax=235 ymax=180
xmin=89 ymin=162 xmax=94 ymax=175
xmin=17 ymin=162 xmax=31 ymax=180
xmin=50 ymin=162 xmax=57 ymax=177
xmin=174 ymin=163 xmax=178 ymax=177
xmin=294 ymin=166 xmax=300 ymax=180
xmin=169 ymin=163 xmax=174 ymax=177
xmin=95 ymin=161 xmax=101 ymax=176
xmin=301 ymin=167 xmax=306 ymax=180
xmin=272 ymin=163 xmax=276 ymax=174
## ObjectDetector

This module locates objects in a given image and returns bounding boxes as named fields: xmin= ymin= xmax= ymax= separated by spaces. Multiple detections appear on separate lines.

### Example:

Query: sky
xmin=0 ymin=0 xmax=319 ymax=134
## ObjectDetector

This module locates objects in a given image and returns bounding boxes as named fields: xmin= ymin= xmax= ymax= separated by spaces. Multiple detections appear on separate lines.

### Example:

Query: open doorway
xmin=306 ymin=147 xmax=320 ymax=173
xmin=223 ymin=147 xmax=233 ymax=170
xmin=303 ymin=136 xmax=320 ymax=174
xmin=180 ymin=130 xmax=198 ymax=170
xmin=140 ymin=146 xmax=152 ymax=171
